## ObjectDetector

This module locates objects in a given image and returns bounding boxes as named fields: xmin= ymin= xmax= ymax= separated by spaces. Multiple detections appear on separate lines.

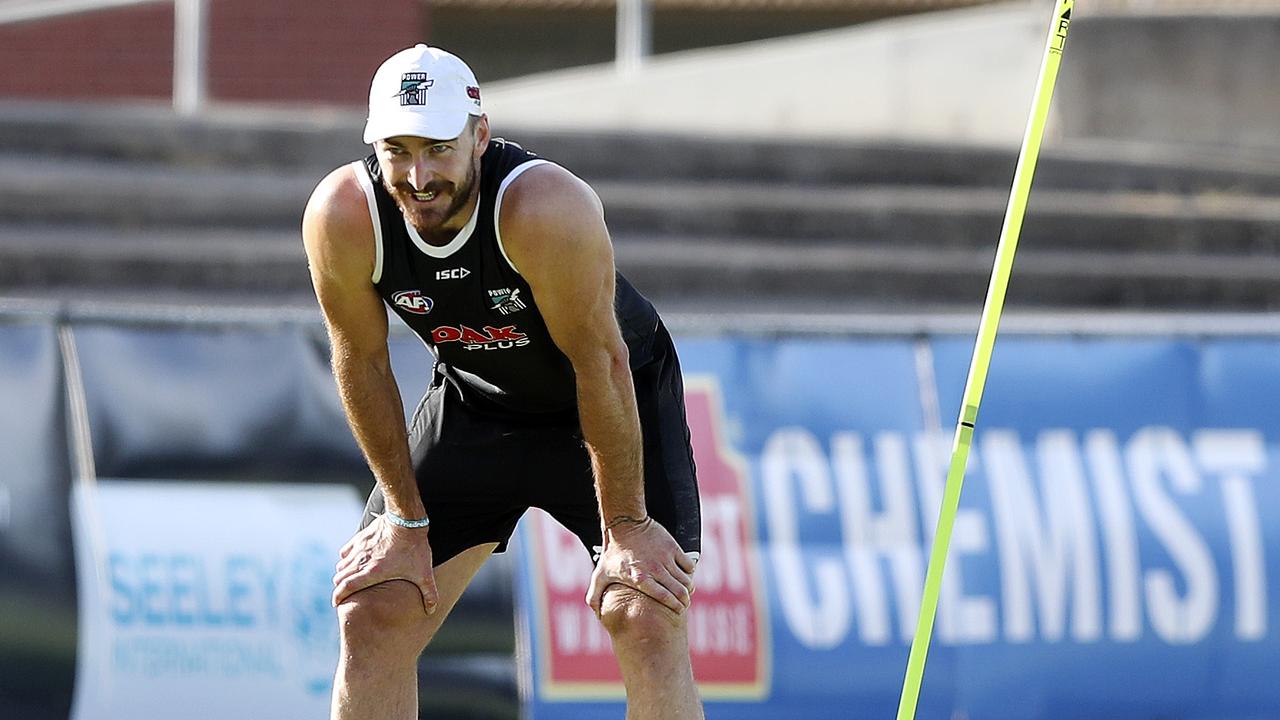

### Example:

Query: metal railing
xmin=0 ymin=0 xmax=207 ymax=115
xmin=616 ymin=0 xmax=652 ymax=74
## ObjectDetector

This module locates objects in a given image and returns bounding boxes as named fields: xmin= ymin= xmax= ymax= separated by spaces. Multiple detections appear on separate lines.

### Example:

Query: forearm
xmin=576 ymin=349 xmax=646 ymax=524
xmin=332 ymin=347 xmax=423 ymax=519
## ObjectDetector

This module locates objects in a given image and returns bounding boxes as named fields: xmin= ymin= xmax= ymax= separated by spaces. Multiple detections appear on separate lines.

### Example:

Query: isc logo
xmin=436 ymin=268 xmax=471 ymax=280
xmin=391 ymin=290 xmax=433 ymax=315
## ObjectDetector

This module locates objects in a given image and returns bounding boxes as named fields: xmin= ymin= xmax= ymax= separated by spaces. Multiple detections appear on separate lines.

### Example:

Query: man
xmin=302 ymin=44 xmax=704 ymax=720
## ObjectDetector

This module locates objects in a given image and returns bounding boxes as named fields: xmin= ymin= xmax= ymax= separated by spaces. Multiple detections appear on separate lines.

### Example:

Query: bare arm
xmin=303 ymin=165 xmax=436 ymax=612
xmin=302 ymin=166 xmax=423 ymax=520
xmin=499 ymin=166 xmax=643 ymax=523
xmin=500 ymin=165 xmax=694 ymax=613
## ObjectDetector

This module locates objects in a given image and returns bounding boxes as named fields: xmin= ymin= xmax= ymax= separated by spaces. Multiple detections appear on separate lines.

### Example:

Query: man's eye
xmin=431 ymin=145 xmax=451 ymax=153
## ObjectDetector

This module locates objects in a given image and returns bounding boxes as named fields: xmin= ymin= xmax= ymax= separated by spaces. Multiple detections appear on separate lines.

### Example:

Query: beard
xmin=384 ymin=160 xmax=479 ymax=243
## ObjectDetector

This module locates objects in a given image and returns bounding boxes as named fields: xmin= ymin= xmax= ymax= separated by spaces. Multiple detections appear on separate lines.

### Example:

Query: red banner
xmin=527 ymin=377 xmax=770 ymax=699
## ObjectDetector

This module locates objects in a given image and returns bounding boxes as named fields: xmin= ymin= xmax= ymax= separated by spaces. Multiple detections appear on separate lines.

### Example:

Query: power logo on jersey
xmin=488 ymin=287 xmax=527 ymax=316
xmin=392 ymin=290 xmax=433 ymax=315
xmin=432 ymin=324 xmax=531 ymax=351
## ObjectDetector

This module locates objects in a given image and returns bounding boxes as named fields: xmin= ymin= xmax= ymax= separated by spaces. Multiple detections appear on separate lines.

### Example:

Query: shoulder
xmin=302 ymin=163 xmax=377 ymax=277
xmin=499 ymin=162 xmax=604 ymax=237
xmin=498 ymin=162 xmax=613 ymax=287
xmin=304 ymin=164 xmax=372 ymax=238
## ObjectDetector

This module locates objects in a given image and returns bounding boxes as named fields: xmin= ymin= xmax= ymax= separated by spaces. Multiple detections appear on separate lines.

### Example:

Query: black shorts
xmin=360 ymin=324 xmax=701 ymax=567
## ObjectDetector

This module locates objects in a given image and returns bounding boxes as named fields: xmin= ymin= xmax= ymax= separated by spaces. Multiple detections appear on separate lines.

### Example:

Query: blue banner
xmin=516 ymin=334 xmax=1280 ymax=720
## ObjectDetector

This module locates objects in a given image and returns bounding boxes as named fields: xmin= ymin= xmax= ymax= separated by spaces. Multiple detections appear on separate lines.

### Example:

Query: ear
xmin=472 ymin=115 xmax=491 ymax=157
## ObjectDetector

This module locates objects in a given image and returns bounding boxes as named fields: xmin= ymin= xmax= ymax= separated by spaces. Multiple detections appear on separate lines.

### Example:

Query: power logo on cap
xmin=396 ymin=72 xmax=433 ymax=106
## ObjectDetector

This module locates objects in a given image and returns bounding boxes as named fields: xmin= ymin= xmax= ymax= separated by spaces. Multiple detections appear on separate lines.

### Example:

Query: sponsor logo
xmin=395 ymin=72 xmax=433 ymax=106
xmin=431 ymin=324 xmax=530 ymax=351
xmin=72 ymin=482 xmax=360 ymax=719
xmin=289 ymin=542 xmax=342 ymax=696
xmin=436 ymin=267 xmax=471 ymax=280
xmin=488 ymin=287 xmax=528 ymax=316
xmin=392 ymin=290 xmax=433 ymax=315
xmin=466 ymin=85 xmax=481 ymax=103
xmin=526 ymin=378 xmax=770 ymax=700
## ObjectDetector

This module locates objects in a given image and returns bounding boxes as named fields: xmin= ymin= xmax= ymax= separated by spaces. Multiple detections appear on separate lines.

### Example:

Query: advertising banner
xmin=520 ymin=378 xmax=770 ymax=702
xmin=70 ymin=324 xmax=367 ymax=483
xmin=70 ymin=480 xmax=364 ymax=720
xmin=516 ymin=335 xmax=1280 ymax=719
xmin=0 ymin=320 xmax=76 ymax=720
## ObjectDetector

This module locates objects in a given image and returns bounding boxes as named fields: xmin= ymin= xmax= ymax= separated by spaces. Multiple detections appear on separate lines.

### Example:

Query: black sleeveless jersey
xmin=355 ymin=139 xmax=660 ymax=416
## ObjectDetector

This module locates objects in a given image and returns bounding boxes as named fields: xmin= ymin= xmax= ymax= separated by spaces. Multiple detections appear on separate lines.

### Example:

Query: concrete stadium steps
xmin=3 ymin=105 xmax=1280 ymax=311
xmin=6 ymin=221 xmax=1280 ymax=312
xmin=0 ymin=156 xmax=315 ymax=229
xmin=616 ymin=239 xmax=1280 ymax=311
xmin=0 ymin=104 xmax=367 ymax=173
xmin=6 ymin=103 xmax=1280 ymax=195
xmin=4 ymin=153 xmax=1280 ymax=256
xmin=536 ymin=134 xmax=1280 ymax=197
xmin=0 ymin=227 xmax=310 ymax=293
xmin=598 ymin=183 xmax=1280 ymax=254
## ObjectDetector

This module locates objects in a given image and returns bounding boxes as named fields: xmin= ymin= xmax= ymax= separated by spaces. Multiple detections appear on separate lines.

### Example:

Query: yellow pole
xmin=895 ymin=2 xmax=1075 ymax=718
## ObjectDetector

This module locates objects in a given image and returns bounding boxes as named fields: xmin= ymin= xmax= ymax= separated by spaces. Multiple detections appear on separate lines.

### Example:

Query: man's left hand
xmin=586 ymin=516 xmax=697 ymax=615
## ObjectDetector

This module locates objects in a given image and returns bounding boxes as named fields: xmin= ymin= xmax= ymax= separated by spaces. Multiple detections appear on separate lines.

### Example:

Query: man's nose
xmin=408 ymin=160 xmax=431 ymax=191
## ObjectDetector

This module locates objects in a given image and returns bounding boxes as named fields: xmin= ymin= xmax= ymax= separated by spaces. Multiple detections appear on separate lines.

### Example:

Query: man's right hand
xmin=333 ymin=515 xmax=439 ymax=613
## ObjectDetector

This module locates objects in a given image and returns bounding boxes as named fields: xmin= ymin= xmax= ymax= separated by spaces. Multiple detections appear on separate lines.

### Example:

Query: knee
xmin=598 ymin=583 xmax=684 ymax=643
xmin=337 ymin=580 xmax=434 ymax=656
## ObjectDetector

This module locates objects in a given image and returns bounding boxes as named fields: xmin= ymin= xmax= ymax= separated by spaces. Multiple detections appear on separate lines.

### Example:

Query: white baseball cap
xmin=363 ymin=44 xmax=483 ymax=144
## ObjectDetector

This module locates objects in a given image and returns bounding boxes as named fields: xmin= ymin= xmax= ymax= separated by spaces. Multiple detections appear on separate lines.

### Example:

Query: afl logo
xmin=392 ymin=290 xmax=433 ymax=315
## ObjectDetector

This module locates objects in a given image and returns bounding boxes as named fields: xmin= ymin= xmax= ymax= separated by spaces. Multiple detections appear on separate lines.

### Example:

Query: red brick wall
xmin=0 ymin=0 xmax=425 ymax=105
xmin=207 ymin=0 xmax=423 ymax=104
xmin=0 ymin=4 xmax=176 ymax=100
